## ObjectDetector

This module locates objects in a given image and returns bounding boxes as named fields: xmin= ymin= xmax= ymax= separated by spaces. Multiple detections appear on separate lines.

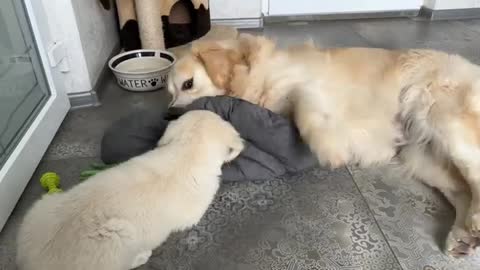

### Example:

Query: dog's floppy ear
xmin=192 ymin=42 xmax=244 ymax=91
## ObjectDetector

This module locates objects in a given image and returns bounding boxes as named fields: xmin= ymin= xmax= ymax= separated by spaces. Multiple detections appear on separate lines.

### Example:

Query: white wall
xmin=210 ymin=0 xmax=262 ymax=19
xmin=424 ymin=0 xmax=480 ymax=9
xmin=40 ymin=0 xmax=90 ymax=94
xmin=40 ymin=0 xmax=118 ymax=94
xmin=71 ymin=0 xmax=118 ymax=90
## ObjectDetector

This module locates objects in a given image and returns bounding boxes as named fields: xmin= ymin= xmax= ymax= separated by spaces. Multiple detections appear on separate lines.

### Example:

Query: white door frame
xmin=0 ymin=0 xmax=70 ymax=230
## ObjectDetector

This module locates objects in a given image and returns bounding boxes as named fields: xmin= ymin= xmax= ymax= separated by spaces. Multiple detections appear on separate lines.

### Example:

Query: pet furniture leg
xmin=135 ymin=0 xmax=165 ymax=49
xmin=116 ymin=0 xmax=141 ymax=50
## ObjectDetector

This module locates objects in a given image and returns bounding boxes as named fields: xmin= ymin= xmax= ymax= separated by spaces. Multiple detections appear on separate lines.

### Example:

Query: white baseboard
xmin=264 ymin=10 xmax=419 ymax=23
xmin=212 ymin=18 xmax=263 ymax=29
xmin=68 ymin=90 xmax=100 ymax=109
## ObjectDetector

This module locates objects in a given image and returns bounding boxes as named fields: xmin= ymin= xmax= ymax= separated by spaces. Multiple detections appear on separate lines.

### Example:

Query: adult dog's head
xmin=168 ymin=33 xmax=275 ymax=107
xmin=167 ymin=38 xmax=245 ymax=107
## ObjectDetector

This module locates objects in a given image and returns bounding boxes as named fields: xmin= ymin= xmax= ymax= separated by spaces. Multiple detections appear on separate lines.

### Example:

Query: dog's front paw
xmin=467 ymin=211 xmax=480 ymax=237
xmin=445 ymin=227 xmax=480 ymax=258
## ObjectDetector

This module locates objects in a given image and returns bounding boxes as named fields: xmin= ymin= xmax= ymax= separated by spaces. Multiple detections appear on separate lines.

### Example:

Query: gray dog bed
xmin=101 ymin=96 xmax=317 ymax=182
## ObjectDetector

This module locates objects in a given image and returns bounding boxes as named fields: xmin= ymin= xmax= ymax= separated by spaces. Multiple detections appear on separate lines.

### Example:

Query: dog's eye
xmin=181 ymin=78 xmax=193 ymax=91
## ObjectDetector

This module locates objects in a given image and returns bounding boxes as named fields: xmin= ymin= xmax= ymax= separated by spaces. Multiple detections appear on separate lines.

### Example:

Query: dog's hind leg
xmin=442 ymin=190 xmax=479 ymax=257
xmin=399 ymin=77 xmax=480 ymax=238
xmin=443 ymin=122 xmax=480 ymax=237
xmin=398 ymin=144 xmax=478 ymax=257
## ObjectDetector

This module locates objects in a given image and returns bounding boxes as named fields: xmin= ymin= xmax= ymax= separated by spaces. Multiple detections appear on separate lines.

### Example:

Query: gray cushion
xmin=101 ymin=96 xmax=317 ymax=182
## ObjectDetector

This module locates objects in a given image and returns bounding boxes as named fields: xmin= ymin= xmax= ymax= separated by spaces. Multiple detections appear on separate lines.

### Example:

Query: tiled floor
xmin=2 ymin=18 xmax=480 ymax=270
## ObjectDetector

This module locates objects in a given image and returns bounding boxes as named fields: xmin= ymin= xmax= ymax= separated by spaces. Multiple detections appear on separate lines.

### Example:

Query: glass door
xmin=0 ymin=0 xmax=48 ymax=166
xmin=0 ymin=0 xmax=70 ymax=230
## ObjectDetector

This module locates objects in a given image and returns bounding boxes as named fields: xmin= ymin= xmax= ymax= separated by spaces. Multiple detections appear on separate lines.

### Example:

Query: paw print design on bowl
xmin=148 ymin=78 xmax=159 ymax=87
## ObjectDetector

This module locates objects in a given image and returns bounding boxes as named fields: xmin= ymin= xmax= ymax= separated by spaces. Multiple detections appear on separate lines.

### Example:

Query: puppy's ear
xmin=225 ymin=138 xmax=244 ymax=162
xmin=192 ymin=43 xmax=244 ymax=90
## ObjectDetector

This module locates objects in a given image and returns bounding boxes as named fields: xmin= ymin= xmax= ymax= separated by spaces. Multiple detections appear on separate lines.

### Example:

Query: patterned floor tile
xmin=140 ymin=168 xmax=401 ymax=270
xmin=349 ymin=165 xmax=480 ymax=270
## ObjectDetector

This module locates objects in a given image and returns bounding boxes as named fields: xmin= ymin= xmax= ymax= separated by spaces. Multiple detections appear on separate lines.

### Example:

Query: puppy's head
xmin=168 ymin=40 xmax=246 ymax=108
xmin=159 ymin=111 xmax=244 ymax=163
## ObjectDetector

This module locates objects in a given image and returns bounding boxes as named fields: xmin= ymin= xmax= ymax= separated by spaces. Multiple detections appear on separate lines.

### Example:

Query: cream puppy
xmin=16 ymin=110 xmax=244 ymax=270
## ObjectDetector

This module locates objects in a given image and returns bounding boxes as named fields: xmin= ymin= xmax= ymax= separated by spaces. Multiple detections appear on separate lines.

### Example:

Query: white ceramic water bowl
xmin=108 ymin=49 xmax=176 ymax=92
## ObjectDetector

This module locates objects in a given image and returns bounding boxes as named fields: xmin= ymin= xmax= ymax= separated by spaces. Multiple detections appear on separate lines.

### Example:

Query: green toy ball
xmin=40 ymin=172 xmax=62 ymax=194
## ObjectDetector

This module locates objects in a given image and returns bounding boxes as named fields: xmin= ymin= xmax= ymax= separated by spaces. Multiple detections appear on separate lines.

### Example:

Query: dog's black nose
xmin=164 ymin=107 xmax=187 ymax=120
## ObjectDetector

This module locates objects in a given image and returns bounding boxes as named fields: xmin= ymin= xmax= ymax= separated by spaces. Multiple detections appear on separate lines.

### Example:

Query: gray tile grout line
xmin=347 ymin=23 xmax=380 ymax=48
xmin=343 ymin=23 xmax=403 ymax=267
xmin=345 ymin=166 xmax=405 ymax=270
xmin=336 ymin=22 xmax=404 ymax=269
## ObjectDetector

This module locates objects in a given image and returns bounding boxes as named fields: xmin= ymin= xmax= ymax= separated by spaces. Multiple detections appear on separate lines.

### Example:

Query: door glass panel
xmin=0 ymin=0 xmax=50 ymax=166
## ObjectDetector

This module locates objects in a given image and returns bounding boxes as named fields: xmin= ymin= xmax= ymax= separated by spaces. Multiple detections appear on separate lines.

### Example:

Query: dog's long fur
xmin=16 ymin=111 xmax=244 ymax=270
xmin=168 ymin=33 xmax=480 ymax=257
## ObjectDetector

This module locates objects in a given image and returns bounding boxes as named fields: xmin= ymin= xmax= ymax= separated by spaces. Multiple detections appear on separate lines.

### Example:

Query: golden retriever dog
xmin=16 ymin=111 xmax=244 ymax=270
xmin=168 ymin=33 xmax=480 ymax=257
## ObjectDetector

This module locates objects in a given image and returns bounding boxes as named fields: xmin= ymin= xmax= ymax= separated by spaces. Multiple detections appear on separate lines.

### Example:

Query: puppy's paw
xmin=445 ymin=227 xmax=480 ymax=258
xmin=131 ymin=250 xmax=152 ymax=269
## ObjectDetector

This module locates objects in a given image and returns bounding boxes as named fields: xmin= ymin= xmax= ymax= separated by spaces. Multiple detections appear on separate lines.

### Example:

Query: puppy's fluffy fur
xmin=16 ymin=111 xmax=244 ymax=270
xmin=168 ymin=34 xmax=480 ymax=257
